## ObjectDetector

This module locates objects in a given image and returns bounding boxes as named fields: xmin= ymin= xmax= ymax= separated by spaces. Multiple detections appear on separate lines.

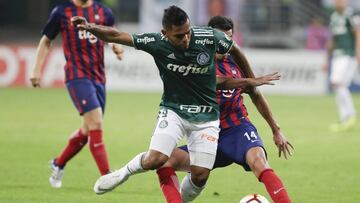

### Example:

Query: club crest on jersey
xmin=197 ymin=52 xmax=210 ymax=65
xmin=158 ymin=120 xmax=168 ymax=128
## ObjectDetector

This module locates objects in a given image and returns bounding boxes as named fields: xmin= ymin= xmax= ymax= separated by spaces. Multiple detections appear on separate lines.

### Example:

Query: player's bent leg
xmin=49 ymin=159 xmax=65 ymax=188
xmin=162 ymin=148 xmax=191 ymax=172
xmin=84 ymin=107 xmax=110 ymax=175
xmin=180 ymin=168 xmax=209 ymax=203
xmin=142 ymin=149 xmax=170 ymax=170
xmin=94 ymin=151 xmax=147 ymax=194
xmin=246 ymin=147 xmax=270 ymax=178
xmin=246 ymin=147 xmax=292 ymax=203
xmin=94 ymin=149 xmax=170 ymax=195
xmin=156 ymin=148 xmax=191 ymax=203
xmin=180 ymin=151 xmax=215 ymax=202
xmin=50 ymin=129 xmax=88 ymax=188
xmin=157 ymin=167 xmax=182 ymax=203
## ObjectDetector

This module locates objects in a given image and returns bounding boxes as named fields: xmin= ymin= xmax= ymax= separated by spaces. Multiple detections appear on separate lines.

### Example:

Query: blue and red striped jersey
xmin=42 ymin=1 xmax=114 ymax=84
xmin=216 ymin=55 xmax=249 ymax=129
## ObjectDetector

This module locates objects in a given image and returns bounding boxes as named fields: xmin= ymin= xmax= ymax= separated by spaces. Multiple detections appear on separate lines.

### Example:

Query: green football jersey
xmin=329 ymin=9 xmax=360 ymax=57
xmin=132 ymin=27 xmax=234 ymax=122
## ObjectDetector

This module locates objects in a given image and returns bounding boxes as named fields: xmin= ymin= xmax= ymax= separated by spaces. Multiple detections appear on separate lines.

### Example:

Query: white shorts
xmin=330 ymin=56 xmax=358 ymax=86
xmin=149 ymin=109 xmax=220 ymax=169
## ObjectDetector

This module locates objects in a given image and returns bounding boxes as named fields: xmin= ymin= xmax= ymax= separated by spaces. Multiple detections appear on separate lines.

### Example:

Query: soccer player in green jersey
xmin=71 ymin=5 xmax=281 ymax=198
xmin=325 ymin=0 xmax=360 ymax=132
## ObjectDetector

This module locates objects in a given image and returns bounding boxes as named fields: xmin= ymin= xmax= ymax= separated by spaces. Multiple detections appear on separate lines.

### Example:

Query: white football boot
xmin=49 ymin=160 xmax=64 ymax=188
xmin=94 ymin=166 xmax=130 ymax=195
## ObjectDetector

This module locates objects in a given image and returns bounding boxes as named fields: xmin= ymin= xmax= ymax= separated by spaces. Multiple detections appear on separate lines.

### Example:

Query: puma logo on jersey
xmin=78 ymin=30 xmax=98 ymax=43
xmin=167 ymin=63 xmax=208 ymax=76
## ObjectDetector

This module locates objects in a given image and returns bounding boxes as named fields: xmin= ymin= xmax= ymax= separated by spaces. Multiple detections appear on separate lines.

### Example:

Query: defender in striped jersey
xmin=156 ymin=16 xmax=293 ymax=203
xmin=29 ymin=0 xmax=123 ymax=188
xmin=71 ymin=6 xmax=280 ymax=199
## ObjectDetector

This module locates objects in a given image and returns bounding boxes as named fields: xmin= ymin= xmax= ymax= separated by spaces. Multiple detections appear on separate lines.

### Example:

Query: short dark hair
xmin=208 ymin=16 xmax=233 ymax=32
xmin=162 ymin=5 xmax=189 ymax=29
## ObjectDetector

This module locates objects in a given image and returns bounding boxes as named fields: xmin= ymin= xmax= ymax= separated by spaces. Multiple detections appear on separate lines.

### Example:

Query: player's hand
xmin=273 ymin=131 xmax=294 ymax=160
xmin=71 ymin=16 xmax=94 ymax=31
xmin=71 ymin=16 xmax=88 ymax=27
xmin=29 ymin=71 xmax=41 ymax=88
xmin=253 ymin=72 xmax=281 ymax=86
xmin=111 ymin=43 xmax=124 ymax=60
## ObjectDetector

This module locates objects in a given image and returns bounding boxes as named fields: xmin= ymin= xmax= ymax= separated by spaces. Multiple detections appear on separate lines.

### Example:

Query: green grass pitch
xmin=0 ymin=88 xmax=360 ymax=203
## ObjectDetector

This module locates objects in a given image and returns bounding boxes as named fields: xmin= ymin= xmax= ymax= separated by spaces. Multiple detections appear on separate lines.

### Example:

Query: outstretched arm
xmin=228 ymin=44 xmax=294 ymax=159
xmin=216 ymin=72 xmax=280 ymax=90
xmin=71 ymin=16 xmax=134 ymax=47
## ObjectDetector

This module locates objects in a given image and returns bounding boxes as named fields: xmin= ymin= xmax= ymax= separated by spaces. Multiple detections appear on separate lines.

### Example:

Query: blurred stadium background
xmin=1 ymin=0 xmax=360 ymax=93
xmin=1 ymin=0 xmax=360 ymax=202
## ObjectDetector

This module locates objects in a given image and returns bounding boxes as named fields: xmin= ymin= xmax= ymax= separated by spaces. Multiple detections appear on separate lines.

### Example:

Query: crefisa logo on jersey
xmin=195 ymin=39 xmax=214 ymax=45
xmin=197 ymin=52 xmax=210 ymax=65
xmin=137 ymin=36 xmax=155 ymax=45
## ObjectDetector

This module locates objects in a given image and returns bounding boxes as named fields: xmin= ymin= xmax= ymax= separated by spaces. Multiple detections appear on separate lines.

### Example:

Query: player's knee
xmin=190 ymin=168 xmax=210 ymax=187
xmin=142 ymin=153 xmax=168 ymax=170
xmin=246 ymin=147 xmax=269 ymax=175
xmin=252 ymin=155 xmax=268 ymax=169
xmin=83 ymin=108 xmax=103 ymax=130
xmin=85 ymin=119 xmax=103 ymax=130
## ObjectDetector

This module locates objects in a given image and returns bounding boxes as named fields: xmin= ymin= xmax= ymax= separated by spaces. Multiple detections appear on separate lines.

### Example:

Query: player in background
xmin=29 ymin=0 xmax=123 ymax=188
xmin=324 ymin=0 xmax=360 ymax=132
xmin=155 ymin=16 xmax=293 ymax=203
xmin=71 ymin=5 xmax=280 ymax=200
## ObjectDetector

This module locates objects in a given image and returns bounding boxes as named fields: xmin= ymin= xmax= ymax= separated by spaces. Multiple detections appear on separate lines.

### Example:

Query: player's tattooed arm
xmin=71 ymin=16 xmax=134 ymax=47
xmin=216 ymin=72 xmax=280 ymax=90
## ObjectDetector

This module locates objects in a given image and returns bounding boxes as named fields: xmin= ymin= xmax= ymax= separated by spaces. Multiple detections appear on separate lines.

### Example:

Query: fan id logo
xmin=166 ymin=63 xmax=208 ymax=76
xmin=136 ymin=36 xmax=155 ymax=44
xmin=196 ymin=52 xmax=210 ymax=65
xmin=180 ymin=105 xmax=213 ymax=113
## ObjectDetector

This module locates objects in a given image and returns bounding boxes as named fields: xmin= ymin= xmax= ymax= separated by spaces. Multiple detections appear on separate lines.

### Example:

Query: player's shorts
xmin=179 ymin=118 xmax=266 ymax=171
xmin=150 ymin=108 xmax=220 ymax=169
xmin=330 ymin=55 xmax=357 ymax=86
xmin=66 ymin=78 xmax=106 ymax=115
